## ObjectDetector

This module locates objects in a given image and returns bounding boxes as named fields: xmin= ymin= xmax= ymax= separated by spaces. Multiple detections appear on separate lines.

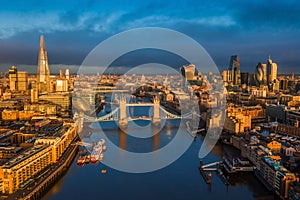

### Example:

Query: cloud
xmin=0 ymin=11 xmax=124 ymax=39
xmin=123 ymin=15 xmax=236 ymax=29
xmin=2 ymin=1 xmax=300 ymax=40
xmin=0 ymin=8 xmax=236 ymax=40
xmin=1 ymin=1 xmax=300 ymax=72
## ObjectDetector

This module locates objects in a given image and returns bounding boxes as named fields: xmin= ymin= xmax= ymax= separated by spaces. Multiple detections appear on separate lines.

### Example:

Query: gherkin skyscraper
xmin=37 ymin=35 xmax=50 ymax=93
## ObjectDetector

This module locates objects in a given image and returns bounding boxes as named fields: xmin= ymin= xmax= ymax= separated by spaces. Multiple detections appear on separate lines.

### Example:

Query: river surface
xmin=43 ymin=106 xmax=275 ymax=200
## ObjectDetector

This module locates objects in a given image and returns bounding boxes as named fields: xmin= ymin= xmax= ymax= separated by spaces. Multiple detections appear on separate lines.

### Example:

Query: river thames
xmin=43 ymin=106 xmax=275 ymax=200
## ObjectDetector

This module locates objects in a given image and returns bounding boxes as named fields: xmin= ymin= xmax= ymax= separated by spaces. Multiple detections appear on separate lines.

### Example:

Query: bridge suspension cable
xmin=159 ymin=106 xmax=195 ymax=119
xmin=84 ymin=107 xmax=120 ymax=122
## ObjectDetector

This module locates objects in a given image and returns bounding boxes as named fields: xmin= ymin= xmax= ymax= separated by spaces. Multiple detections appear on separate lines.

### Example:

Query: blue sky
xmin=0 ymin=0 xmax=300 ymax=73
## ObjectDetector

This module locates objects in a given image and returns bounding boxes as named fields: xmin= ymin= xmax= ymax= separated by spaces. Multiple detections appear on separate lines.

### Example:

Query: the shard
xmin=37 ymin=35 xmax=50 ymax=93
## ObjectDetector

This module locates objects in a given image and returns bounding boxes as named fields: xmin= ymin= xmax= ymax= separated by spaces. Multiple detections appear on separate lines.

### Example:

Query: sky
xmin=0 ymin=0 xmax=300 ymax=74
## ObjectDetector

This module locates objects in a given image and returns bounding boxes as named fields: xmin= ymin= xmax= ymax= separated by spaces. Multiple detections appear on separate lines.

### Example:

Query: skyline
xmin=1 ymin=0 xmax=300 ymax=74
xmin=1 ymin=2 xmax=300 ymax=199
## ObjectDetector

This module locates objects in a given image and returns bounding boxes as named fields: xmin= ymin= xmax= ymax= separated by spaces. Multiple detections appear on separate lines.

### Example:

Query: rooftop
xmin=1 ymin=145 xmax=49 ymax=169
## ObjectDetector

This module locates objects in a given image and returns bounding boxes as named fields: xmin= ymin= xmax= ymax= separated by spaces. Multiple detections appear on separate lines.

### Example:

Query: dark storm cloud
xmin=232 ymin=0 xmax=300 ymax=30
xmin=0 ymin=0 xmax=300 ymax=73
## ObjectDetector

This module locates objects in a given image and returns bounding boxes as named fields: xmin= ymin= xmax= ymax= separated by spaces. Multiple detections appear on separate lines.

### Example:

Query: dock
xmin=223 ymin=156 xmax=256 ymax=173
xmin=199 ymin=160 xmax=222 ymax=184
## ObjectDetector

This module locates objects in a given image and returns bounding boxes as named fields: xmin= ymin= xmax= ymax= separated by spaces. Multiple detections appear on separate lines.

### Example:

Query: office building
xmin=16 ymin=71 xmax=28 ymax=91
xmin=267 ymin=56 xmax=278 ymax=85
xmin=241 ymin=72 xmax=249 ymax=85
xmin=9 ymin=66 xmax=28 ymax=92
xmin=9 ymin=66 xmax=17 ymax=91
xmin=37 ymin=35 xmax=50 ymax=94
xmin=65 ymin=68 xmax=70 ymax=80
xmin=180 ymin=64 xmax=195 ymax=81
xmin=0 ymin=124 xmax=76 ymax=194
xmin=222 ymin=70 xmax=232 ymax=83
xmin=39 ymin=92 xmax=71 ymax=110
xmin=254 ymin=62 xmax=267 ymax=86
xmin=56 ymin=79 xmax=68 ymax=92
xmin=229 ymin=55 xmax=241 ymax=85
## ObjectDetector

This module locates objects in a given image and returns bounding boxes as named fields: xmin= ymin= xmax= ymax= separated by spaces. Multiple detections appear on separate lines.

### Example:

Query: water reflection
xmin=43 ymin=117 xmax=272 ymax=200
xmin=119 ymin=130 xmax=126 ymax=150
xmin=153 ymin=131 xmax=160 ymax=151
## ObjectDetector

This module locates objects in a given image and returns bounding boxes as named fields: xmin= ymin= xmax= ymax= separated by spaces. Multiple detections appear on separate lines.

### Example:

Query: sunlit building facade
xmin=180 ymin=64 xmax=195 ymax=81
xmin=267 ymin=56 xmax=278 ymax=85
xmin=0 ymin=124 xmax=76 ymax=194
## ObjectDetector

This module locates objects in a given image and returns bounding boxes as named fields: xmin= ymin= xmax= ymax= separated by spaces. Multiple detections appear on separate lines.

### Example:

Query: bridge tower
xmin=119 ymin=96 xmax=128 ymax=128
xmin=152 ymin=96 xmax=160 ymax=126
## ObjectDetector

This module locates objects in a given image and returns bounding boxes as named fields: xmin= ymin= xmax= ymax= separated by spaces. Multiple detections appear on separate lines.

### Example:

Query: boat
xmin=77 ymin=155 xmax=86 ymax=165
xmin=90 ymin=141 xmax=103 ymax=163
xmin=99 ymin=139 xmax=105 ymax=145
xmin=90 ymin=153 xmax=97 ymax=163
xmin=85 ymin=155 xmax=91 ymax=164
xmin=99 ymin=153 xmax=104 ymax=161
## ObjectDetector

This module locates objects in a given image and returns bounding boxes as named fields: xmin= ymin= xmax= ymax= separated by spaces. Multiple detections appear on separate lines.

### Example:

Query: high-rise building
xmin=30 ymin=89 xmax=38 ymax=103
xmin=59 ymin=69 xmax=64 ymax=78
xmin=180 ymin=64 xmax=195 ymax=81
xmin=9 ymin=66 xmax=17 ymax=91
xmin=240 ymin=72 xmax=249 ymax=85
xmin=229 ymin=55 xmax=241 ymax=85
xmin=56 ymin=79 xmax=68 ymax=92
xmin=267 ymin=56 xmax=277 ymax=85
xmin=222 ymin=70 xmax=232 ymax=83
xmin=37 ymin=35 xmax=50 ymax=94
xmin=65 ymin=68 xmax=70 ymax=80
xmin=291 ymin=72 xmax=295 ymax=81
xmin=9 ymin=66 xmax=28 ymax=91
xmin=17 ymin=71 xmax=28 ymax=91
xmin=280 ymin=79 xmax=289 ymax=91
xmin=254 ymin=62 xmax=267 ymax=86
xmin=271 ymin=79 xmax=280 ymax=91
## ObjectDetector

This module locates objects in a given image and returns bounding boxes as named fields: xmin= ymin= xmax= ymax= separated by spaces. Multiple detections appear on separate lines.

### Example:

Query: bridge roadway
xmin=86 ymin=102 xmax=196 ymax=123
xmin=96 ymin=89 xmax=129 ymax=93
xmin=85 ymin=116 xmax=189 ymax=122
xmin=125 ymin=103 xmax=155 ymax=106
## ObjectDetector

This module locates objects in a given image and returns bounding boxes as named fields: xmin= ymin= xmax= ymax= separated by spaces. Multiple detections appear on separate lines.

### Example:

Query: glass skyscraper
xmin=229 ymin=55 xmax=241 ymax=85
xmin=37 ymin=35 xmax=50 ymax=93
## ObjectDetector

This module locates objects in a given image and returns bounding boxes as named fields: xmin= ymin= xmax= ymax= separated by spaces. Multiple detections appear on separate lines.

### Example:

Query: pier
xmin=199 ymin=160 xmax=218 ymax=184
xmin=222 ymin=156 xmax=256 ymax=173
xmin=199 ymin=160 xmax=230 ymax=186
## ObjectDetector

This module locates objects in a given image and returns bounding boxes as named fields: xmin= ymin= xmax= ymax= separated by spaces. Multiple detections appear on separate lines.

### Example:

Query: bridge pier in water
xmin=152 ymin=96 xmax=161 ymax=126
xmin=119 ymin=96 xmax=128 ymax=128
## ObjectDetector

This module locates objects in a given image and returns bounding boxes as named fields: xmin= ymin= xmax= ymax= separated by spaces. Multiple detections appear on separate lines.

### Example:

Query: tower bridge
xmin=82 ymin=96 xmax=201 ymax=127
